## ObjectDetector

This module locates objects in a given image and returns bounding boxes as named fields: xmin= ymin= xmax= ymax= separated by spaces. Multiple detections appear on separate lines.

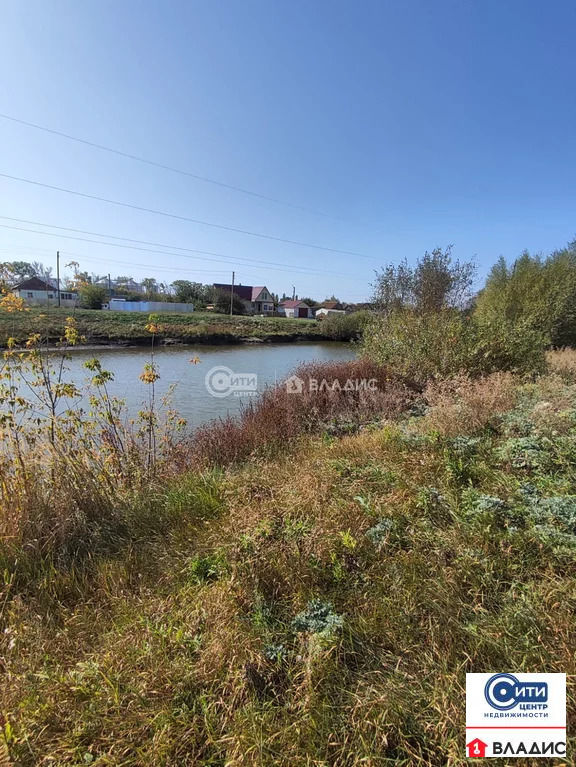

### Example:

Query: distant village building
xmin=103 ymin=298 xmax=194 ymax=313
xmin=213 ymin=284 xmax=274 ymax=315
xmin=278 ymin=299 xmax=314 ymax=319
xmin=11 ymin=277 xmax=77 ymax=307
xmin=314 ymin=301 xmax=347 ymax=319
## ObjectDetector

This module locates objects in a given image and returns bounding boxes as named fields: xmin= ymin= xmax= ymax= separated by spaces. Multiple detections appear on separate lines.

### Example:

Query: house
xmin=213 ymin=284 xmax=275 ymax=315
xmin=278 ymin=299 xmax=314 ymax=319
xmin=11 ymin=277 xmax=77 ymax=307
xmin=315 ymin=300 xmax=347 ymax=319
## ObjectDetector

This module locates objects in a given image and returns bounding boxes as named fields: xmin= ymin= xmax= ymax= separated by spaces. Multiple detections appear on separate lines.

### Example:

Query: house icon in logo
xmin=466 ymin=738 xmax=488 ymax=758
xmin=285 ymin=375 xmax=304 ymax=394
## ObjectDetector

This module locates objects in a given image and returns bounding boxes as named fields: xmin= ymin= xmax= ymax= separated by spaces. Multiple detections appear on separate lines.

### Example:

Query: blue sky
xmin=1 ymin=0 xmax=575 ymax=301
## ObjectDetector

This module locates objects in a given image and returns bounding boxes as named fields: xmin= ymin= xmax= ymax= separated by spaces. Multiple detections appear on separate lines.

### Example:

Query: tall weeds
xmin=188 ymin=359 xmax=417 ymax=468
xmin=0 ymin=317 xmax=411 ymax=582
xmin=0 ymin=313 xmax=185 ymax=576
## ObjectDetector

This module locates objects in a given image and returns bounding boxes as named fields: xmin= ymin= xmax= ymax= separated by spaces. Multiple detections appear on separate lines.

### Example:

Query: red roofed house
xmin=213 ymin=284 xmax=274 ymax=315
xmin=278 ymin=299 xmax=314 ymax=319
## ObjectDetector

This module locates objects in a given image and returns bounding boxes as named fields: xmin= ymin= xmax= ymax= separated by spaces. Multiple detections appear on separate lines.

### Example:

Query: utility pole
xmin=108 ymin=274 xmax=112 ymax=302
xmin=230 ymin=270 xmax=235 ymax=316
xmin=56 ymin=251 xmax=61 ymax=307
xmin=292 ymin=285 xmax=296 ymax=300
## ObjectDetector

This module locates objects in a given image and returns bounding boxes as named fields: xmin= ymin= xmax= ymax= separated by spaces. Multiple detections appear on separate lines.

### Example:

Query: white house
xmin=314 ymin=301 xmax=348 ymax=319
xmin=250 ymin=286 xmax=274 ymax=314
xmin=11 ymin=277 xmax=77 ymax=307
xmin=278 ymin=299 xmax=314 ymax=319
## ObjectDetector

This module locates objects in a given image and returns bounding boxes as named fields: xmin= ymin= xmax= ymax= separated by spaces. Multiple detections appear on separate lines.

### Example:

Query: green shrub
xmin=363 ymin=310 xmax=547 ymax=384
xmin=320 ymin=310 xmax=372 ymax=340
xmin=475 ymin=244 xmax=576 ymax=347
xmin=469 ymin=318 xmax=548 ymax=377
xmin=363 ymin=310 xmax=472 ymax=382
xmin=78 ymin=283 xmax=108 ymax=309
xmin=365 ymin=518 xmax=395 ymax=548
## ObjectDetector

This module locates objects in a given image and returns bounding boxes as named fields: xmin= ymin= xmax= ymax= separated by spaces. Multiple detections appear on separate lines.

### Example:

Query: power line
xmin=0 ymin=112 xmax=335 ymax=219
xmin=0 ymin=215 xmax=355 ymax=274
xmin=0 ymin=223 xmax=358 ymax=279
xmin=0 ymin=172 xmax=375 ymax=259
xmin=0 ymin=245 xmax=54 ymax=255
xmin=59 ymin=252 xmax=231 ymax=275
xmin=0 ymin=219 xmax=368 ymax=279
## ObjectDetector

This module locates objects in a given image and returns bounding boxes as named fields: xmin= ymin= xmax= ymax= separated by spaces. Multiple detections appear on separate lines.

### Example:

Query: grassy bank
xmin=0 ymin=307 xmax=331 ymax=347
xmin=2 ymin=352 xmax=576 ymax=764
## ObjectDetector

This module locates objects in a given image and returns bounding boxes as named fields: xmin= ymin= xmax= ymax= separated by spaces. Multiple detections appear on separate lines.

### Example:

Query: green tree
xmin=213 ymin=289 xmax=246 ymax=315
xmin=475 ymin=243 xmax=576 ymax=346
xmin=79 ymin=283 xmax=108 ymax=309
xmin=372 ymin=246 xmax=476 ymax=315
xmin=171 ymin=280 xmax=211 ymax=305
xmin=141 ymin=277 xmax=158 ymax=298
xmin=364 ymin=247 xmax=547 ymax=381
xmin=1 ymin=261 xmax=39 ymax=282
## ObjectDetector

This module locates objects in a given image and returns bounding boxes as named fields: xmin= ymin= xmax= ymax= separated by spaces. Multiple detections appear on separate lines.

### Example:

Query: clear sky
xmin=1 ymin=0 xmax=575 ymax=302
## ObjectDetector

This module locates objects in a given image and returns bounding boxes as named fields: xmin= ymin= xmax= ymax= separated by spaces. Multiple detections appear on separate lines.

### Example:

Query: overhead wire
xmin=0 ymin=221 xmax=369 ymax=280
xmin=0 ymin=172 xmax=375 ymax=259
xmin=0 ymin=113 xmax=337 ymax=219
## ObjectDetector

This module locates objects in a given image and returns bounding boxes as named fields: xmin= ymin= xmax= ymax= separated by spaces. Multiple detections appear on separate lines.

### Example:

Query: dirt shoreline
xmin=24 ymin=334 xmax=349 ymax=352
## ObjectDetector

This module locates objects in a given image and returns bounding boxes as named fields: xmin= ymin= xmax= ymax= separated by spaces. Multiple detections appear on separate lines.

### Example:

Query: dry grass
xmin=419 ymin=372 xmax=516 ymax=436
xmin=186 ymin=359 xmax=417 ymax=468
xmin=3 ymin=358 xmax=576 ymax=764
xmin=547 ymin=347 xmax=576 ymax=382
xmin=4 ymin=402 xmax=576 ymax=764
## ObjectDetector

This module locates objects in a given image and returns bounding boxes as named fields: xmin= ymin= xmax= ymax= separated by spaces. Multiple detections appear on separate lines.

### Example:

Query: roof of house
xmin=251 ymin=286 xmax=268 ymax=301
xmin=213 ymin=284 xmax=271 ymax=302
xmin=280 ymin=299 xmax=309 ymax=309
xmin=318 ymin=301 xmax=344 ymax=310
xmin=213 ymin=283 xmax=253 ymax=301
xmin=12 ymin=277 xmax=57 ymax=292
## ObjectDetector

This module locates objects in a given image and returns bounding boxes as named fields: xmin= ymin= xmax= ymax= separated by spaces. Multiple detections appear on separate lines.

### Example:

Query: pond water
xmin=62 ymin=342 xmax=358 ymax=429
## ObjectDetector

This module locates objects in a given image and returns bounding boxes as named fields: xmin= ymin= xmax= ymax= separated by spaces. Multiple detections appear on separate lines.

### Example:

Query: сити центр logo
xmin=484 ymin=673 xmax=548 ymax=711
xmin=205 ymin=366 xmax=258 ymax=398
xmin=466 ymin=673 xmax=566 ymax=759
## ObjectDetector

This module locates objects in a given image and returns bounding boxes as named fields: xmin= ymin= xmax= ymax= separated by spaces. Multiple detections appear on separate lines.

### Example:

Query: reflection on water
xmin=62 ymin=342 xmax=357 ymax=430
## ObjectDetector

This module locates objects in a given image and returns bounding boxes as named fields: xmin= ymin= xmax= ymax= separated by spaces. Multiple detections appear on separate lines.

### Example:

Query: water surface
xmin=64 ymin=342 xmax=358 ymax=429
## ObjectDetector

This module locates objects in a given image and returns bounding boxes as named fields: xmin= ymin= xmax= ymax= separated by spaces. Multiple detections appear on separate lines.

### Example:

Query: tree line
xmin=365 ymin=239 xmax=576 ymax=381
xmin=1 ymin=261 xmax=353 ymax=313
